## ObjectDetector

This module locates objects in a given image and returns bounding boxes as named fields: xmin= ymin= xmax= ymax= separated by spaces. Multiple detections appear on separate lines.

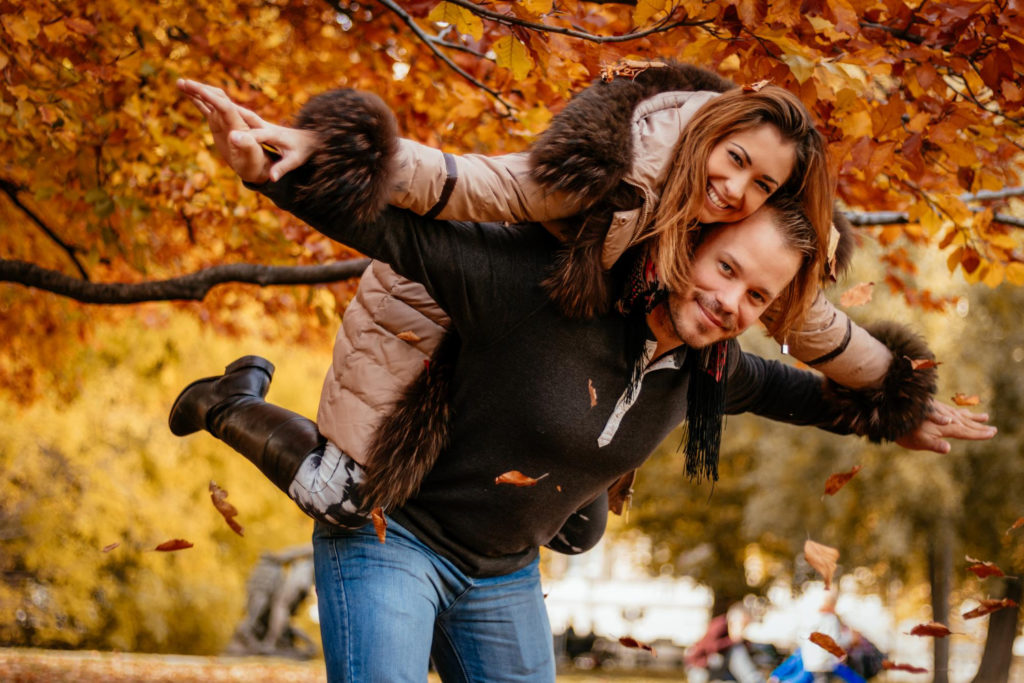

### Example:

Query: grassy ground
xmin=0 ymin=648 xmax=684 ymax=682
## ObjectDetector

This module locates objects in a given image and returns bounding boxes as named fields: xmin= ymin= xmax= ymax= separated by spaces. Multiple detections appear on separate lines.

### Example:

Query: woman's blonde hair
xmin=650 ymin=85 xmax=834 ymax=339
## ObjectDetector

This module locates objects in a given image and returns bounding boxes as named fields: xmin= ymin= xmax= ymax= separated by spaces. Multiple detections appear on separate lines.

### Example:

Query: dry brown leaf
xmin=908 ymin=621 xmax=951 ymax=637
xmin=953 ymin=393 xmax=980 ymax=406
xmin=840 ymin=281 xmax=874 ymax=307
xmin=102 ymin=543 xmax=120 ymax=553
xmin=883 ymin=660 xmax=928 ymax=674
xmin=824 ymin=465 xmax=862 ymax=496
xmin=396 ymin=330 xmax=421 ymax=343
xmin=371 ymin=507 xmax=387 ymax=544
xmin=1006 ymin=517 xmax=1024 ymax=534
xmin=209 ymin=481 xmax=244 ymax=537
xmin=965 ymin=556 xmax=1007 ymax=579
xmin=809 ymin=632 xmax=846 ymax=659
xmin=963 ymin=598 xmax=1018 ymax=620
xmin=155 ymin=539 xmax=194 ymax=552
xmin=907 ymin=357 xmax=940 ymax=370
xmin=804 ymin=539 xmax=839 ymax=589
xmin=588 ymin=379 xmax=598 ymax=408
xmin=495 ymin=470 xmax=549 ymax=487
xmin=618 ymin=636 xmax=657 ymax=656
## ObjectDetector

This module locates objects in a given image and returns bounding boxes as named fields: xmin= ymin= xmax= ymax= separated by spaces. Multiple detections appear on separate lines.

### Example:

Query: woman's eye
xmin=729 ymin=151 xmax=743 ymax=165
xmin=756 ymin=181 xmax=772 ymax=194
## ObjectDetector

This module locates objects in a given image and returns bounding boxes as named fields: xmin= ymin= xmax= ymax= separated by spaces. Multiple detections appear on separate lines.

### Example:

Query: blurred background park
xmin=3 ymin=0 xmax=1024 ymax=681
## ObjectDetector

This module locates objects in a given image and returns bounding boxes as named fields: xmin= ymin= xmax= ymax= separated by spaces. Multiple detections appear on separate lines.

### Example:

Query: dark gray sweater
xmin=260 ymin=181 xmax=844 ymax=577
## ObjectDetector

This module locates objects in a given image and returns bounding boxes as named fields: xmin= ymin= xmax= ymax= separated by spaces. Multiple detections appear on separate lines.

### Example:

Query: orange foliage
xmin=2 ymin=0 xmax=1023 ymax=402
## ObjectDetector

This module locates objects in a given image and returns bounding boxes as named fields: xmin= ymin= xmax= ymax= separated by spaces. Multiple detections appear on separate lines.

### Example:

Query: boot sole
xmin=169 ymin=356 xmax=276 ymax=436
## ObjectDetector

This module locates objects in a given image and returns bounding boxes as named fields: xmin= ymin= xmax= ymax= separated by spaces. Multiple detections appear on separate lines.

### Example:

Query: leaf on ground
xmin=809 ymin=631 xmax=846 ymax=659
xmin=101 ymin=542 xmax=120 ymax=553
xmin=371 ymin=507 xmax=387 ymax=543
xmin=495 ymin=470 xmax=549 ymax=487
xmin=1006 ymin=518 xmax=1024 ymax=534
xmin=953 ymin=393 xmax=980 ymax=406
xmin=824 ymin=465 xmax=862 ymax=496
xmin=209 ymin=481 xmax=244 ymax=536
xmin=963 ymin=598 xmax=1018 ymax=620
xmin=155 ymin=539 xmax=194 ymax=552
xmin=965 ymin=556 xmax=1007 ymax=579
xmin=906 ymin=357 xmax=940 ymax=370
xmin=804 ymin=539 xmax=839 ymax=589
xmin=618 ymin=636 xmax=657 ymax=656
xmin=840 ymin=281 xmax=874 ymax=307
xmin=883 ymin=660 xmax=928 ymax=673
xmin=588 ymin=379 xmax=598 ymax=408
xmin=908 ymin=621 xmax=951 ymax=637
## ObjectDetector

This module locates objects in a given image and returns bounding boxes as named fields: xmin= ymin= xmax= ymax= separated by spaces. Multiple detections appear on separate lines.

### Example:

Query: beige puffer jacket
xmin=315 ymin=87 xmax=899 ymax=463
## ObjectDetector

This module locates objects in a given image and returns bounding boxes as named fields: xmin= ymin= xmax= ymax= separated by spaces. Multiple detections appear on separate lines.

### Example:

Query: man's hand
xmin=177 ymin=79 xmax=318 ymax=184
xmin=895 ymin=399 xmax=997 ymax=453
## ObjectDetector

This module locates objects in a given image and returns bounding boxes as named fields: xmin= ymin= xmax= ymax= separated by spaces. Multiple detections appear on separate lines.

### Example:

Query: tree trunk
xmin=928 ymin=522 xmax=953 ymax=683
xmin=971 ymin=575 xmax=1022 ymax=683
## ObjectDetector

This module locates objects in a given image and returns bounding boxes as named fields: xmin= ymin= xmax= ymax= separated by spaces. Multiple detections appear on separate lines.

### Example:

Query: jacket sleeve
xmin=724 ymin=332 xmax=937 ymax=442
xmin=388 ymin=139 xmax=591 ymax=223
xmin=291 ymin=89 xmax=589 ymax=226
xmin=760 ymin=291 xmax=937 ymax=442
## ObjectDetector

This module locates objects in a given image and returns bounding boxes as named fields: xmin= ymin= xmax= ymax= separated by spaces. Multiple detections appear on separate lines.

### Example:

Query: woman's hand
xmin=895 ymin=399 xmax=997 ymax=453
xmin=177 ymin=79 xmax=318 ymax=184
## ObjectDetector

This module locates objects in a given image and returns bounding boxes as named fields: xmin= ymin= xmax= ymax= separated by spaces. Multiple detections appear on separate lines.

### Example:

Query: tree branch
xmin=844 ymin=211 xmax=1024 ymax=229
xmin=962 ymin=187 xmax=1024 ymax=202
xmin=0 ymin=258 xmax=371 ymax=304
xmin=0 ymin=179 xmax=89 ymax=280
xmin=440 ymin=0 xmax=709 ymax=43
xmin=363 ymin=0 xmax=516 ymax=114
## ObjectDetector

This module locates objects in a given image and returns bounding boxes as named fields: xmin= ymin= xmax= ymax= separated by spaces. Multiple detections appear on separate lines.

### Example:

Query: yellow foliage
xmin=492 ymin=36 xmax=533 ymax=81
xmin=0 ymin=313 xmax=327 ymax=653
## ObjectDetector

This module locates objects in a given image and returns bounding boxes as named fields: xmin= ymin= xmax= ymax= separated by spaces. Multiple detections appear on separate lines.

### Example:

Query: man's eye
xmin=750 ymin=291 xmax=766 ymax=303
xmin=720 ymin=261 xmax=733 ymax=273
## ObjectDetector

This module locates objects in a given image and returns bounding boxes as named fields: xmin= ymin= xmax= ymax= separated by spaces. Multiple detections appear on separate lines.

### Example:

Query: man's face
xmin=659 ymin=209 xmax=802 ymax=349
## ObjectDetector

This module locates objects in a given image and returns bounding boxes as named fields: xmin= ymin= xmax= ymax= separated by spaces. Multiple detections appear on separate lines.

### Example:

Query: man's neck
xmin=645 ymin=303 xmax=684 ymax=359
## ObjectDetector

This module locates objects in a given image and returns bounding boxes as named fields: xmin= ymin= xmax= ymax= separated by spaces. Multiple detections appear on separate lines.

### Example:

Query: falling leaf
xmin=963 ymin=598 xmax=1018 ymax=620
xmin=908 ymin=621 xmax=951 ymax=637
xmin=618 ymin=636 xmax=657 ymax=655
xmin=965 ymin=556 xmax=1007 ymax=579
xmin=155 ymin=539 xmax=194 ymax=552
xmin=809 ymin=632 xmax=846 ymax=659
xmin=396 ymin=330 xmax=421 ymax=343
xmin=556 ymin=485 xmax=562 ymax=492
xmin=1007 ymin=518 xmax=1024 ymax=534
xmin=495 ymin=470 xmax=549 ymax=487
xmin=804 ymin=540 xmax=839 ymax=589
xmin=824 ymin=465 xmax=862 ymax=496
xmin=587 ymin=379 xmax=598 ymax=408
xmin=209 ymin=481 xmax=244 ymax=537
xmin=371 ymin=507 xmax=387 ymax=544
xmin=907 ymin=357 xmax=940 ymax=370
xmin=839 ymin=281 xmax=874 ymax=307
xmin=102 ymin=543 xmax=120 ymax=553
xmin=953 ymin=393 xmax=980 ymax=406
xmin=883 ymin=660 xmax=928 ymax=674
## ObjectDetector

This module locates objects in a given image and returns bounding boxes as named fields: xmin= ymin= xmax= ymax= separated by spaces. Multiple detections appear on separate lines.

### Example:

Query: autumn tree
xmin=2 ymin=0 xmax=1023 ymax=398
xmin=2 ymin=0 xmax=1023 ymax=659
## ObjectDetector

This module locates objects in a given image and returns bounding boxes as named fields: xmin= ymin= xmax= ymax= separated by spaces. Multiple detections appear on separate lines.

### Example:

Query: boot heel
xmin=225 ymin=355 xmax=275 ymax=377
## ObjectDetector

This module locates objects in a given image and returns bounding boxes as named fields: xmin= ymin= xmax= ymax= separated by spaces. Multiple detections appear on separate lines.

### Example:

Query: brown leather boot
xmin=169 ymin=356 xmax=324 ymax=493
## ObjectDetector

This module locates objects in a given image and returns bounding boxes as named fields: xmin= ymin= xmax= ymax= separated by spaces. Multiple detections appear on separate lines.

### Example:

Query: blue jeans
xmin=312 ymin=518 xmax=556 ymax=682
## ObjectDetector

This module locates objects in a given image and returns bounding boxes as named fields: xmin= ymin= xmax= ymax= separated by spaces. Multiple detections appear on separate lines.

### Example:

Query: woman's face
xmin=698 ymin=124 xmax=797 ymax=224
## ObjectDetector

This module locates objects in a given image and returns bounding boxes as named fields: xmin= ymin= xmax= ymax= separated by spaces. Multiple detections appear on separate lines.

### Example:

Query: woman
xmin=175 ymin=63 xmax=948 ymax=521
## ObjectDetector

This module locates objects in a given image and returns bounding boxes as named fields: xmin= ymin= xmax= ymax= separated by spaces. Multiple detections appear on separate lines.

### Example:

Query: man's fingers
xmin=236 ymin=106 xmax=268 ymax=129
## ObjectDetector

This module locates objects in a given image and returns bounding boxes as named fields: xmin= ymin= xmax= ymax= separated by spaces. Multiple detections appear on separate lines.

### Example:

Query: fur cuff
xmin=824 ymin=321 xmax=938 ymax=441
xmin=293 ymin=89 xmax=399 ymax=225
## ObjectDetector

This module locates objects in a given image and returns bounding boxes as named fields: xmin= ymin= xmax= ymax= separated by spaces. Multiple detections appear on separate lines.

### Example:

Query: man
xmin=173 ymin=87 xmax=994 ymax=682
